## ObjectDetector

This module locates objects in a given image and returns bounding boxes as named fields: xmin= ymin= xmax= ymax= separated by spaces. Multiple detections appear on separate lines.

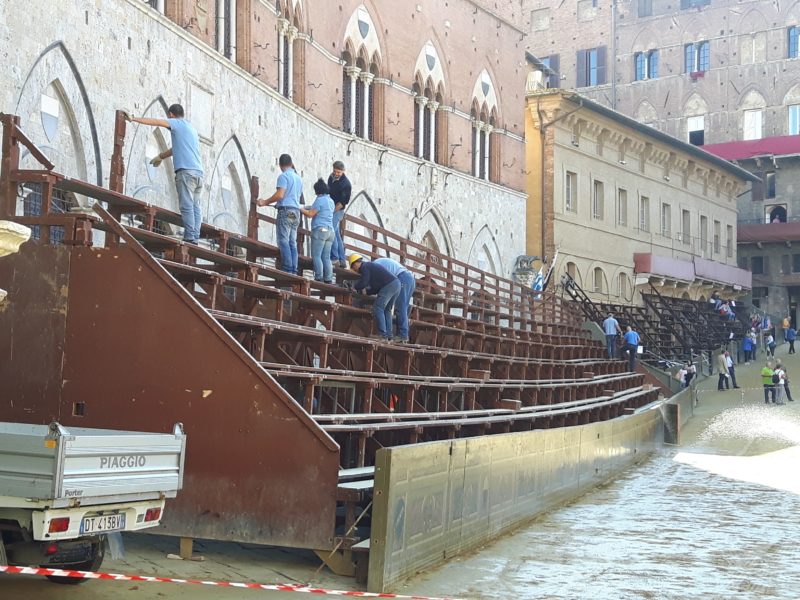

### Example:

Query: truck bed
xmin=0 ymin=422 xmax=185 ymax=508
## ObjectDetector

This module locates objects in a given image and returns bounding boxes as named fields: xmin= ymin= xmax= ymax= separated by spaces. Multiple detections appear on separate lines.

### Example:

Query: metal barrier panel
xmin=368 ymin=408 xmax=662 ymax=593
xmin=661 ymin=385 xmax=696 ymax=444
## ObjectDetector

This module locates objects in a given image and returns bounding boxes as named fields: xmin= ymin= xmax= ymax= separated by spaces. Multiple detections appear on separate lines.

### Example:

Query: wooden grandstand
xmin=0 ymin=111 xmax=659 ymax=561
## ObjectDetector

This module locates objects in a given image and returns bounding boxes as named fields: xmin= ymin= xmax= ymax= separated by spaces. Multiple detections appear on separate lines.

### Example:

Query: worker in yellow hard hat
xmin=347 ymin=254 xmax=401 ymax=341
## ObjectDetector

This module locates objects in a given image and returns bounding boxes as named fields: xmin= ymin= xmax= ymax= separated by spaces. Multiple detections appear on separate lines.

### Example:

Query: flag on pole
xmin=532 ymin=264 xmax=544 ymax=299
xmin=543 ymin=249 xmax=559 ymax=292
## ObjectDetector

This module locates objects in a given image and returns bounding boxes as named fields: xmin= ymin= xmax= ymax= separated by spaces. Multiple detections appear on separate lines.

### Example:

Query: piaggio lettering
xmin=99 ymin=455 xmax=147 ymax=469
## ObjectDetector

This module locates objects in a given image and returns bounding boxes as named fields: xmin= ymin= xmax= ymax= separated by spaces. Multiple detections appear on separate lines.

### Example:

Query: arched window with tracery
xmin=412 ymin=41 xmax=446 ymax=164
xmin=341 ymin=6 xmax=381 ymax=141
xmin=470 ymin=70 xmax=500 ymax=182
xmin=276 ymin=0 xmax=304 ymax=103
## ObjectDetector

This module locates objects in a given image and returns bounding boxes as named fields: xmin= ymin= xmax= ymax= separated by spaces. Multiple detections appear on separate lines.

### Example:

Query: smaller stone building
xmin=705 ymin=136 xmax=800 ymax=323
xmin=524 ymin=88 xmax=754 ymax=305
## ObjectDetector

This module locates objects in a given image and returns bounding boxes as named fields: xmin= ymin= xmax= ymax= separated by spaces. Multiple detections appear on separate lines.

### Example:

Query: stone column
xmin=345 ymin=67 xmax=361 ymax=134
xmin=286 ymin=25 xmax=298 ymax=101
xmin=415 ymin=96 xmax=428 ymax=158
xmin=360 ymin=72 xmax=374 ymax=140
xmin=156 ymin=0 xmax=165 ymax=12
xmin=473 ymin=120 xmax=484 ymax=176
xmin=228 ymin=0 xmax=237 ymax=60
xmin=483 ymin=124 xmax=493 ymax=181
xmin=427 ymin=101 xmax=439 ymax=162
xmin=277 ymin=18 xmax=289 ymax=95
xmin=216 ymin=0 xmax=226 ymax=54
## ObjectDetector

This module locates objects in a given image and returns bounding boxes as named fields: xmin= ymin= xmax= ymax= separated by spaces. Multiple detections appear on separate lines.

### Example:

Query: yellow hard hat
xmin=347 ymin=253 xmax=363 ymax=267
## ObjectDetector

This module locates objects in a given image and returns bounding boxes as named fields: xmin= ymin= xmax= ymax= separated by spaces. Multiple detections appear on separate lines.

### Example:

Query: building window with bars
xmin=681 ymin=209 xmax=691 ymax=245
xmin=592 ymin=180 xmax=604 ymax=220
xmin=687 ymin=115 xmax=705 ymax=146
xmin=684 ymin=41 xmax=709 ymax=73
xmin=617 ymin=188 xmax=627 ymax=226
xmin=565 ymin=171 xmax=577 ymax=213
xmin=277 ymin=17 xmax=300 ymax=101
xmin=639 ymin=195 xmax=650 ymax=232
xmin=726 ymin=225 xmax=733 ymax=258
xmin=216 ymin=0 xmax=237 ymax=61
xmin=634 ymin=50 xmax=659 ymax=81
xmin=576 ymin=47 xmax=607 ymax=87
xmin=470 ymin=108 xmax=495 ymax=181
xmin=789 ymin=104 xmax=800 ymax=135
xmin=660 ymin=202 xmax=671 ymax=237
xmin=342 ymin=58 xmax=377 ymax=141
xmin=743 ymin=109 xmax=763 ymax=140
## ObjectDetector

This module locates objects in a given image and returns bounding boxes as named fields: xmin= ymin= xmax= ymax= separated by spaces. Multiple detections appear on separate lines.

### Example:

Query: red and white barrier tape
xmin=0 ymin=565 xmax=459 ymax=599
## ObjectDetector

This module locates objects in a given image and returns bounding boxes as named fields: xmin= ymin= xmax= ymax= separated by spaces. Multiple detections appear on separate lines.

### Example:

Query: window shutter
xmin=548 ymin=54 xmax=560 ymax=88
xmin=763 ymin=255 xmax=770 ymax=275
xmin=751 ymin=175 xmax=764 ymax=202
xmin=576 ymin=50 xmax=587 ymax=87
xmin=596 ymin=46 xmax=607 ymax=85
xmin=649 ymin=51 xmax=659 ymax=78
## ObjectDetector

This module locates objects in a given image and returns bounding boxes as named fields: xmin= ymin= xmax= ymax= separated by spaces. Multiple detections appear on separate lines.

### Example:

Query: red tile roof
xmin=702 ymin=135 xmax=800 ymax=161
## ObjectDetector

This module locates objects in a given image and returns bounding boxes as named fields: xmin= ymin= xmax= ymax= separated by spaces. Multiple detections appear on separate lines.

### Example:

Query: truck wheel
xmin=45 ymin=539 xmax=105 ymax=585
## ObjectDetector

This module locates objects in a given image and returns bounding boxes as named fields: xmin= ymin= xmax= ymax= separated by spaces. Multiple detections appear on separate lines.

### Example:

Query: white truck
xmin=0 ymin=421 xmax=186 ymax=583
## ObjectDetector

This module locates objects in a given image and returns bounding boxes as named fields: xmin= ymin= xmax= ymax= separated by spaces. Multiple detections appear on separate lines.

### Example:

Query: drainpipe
xmin=216 ymin=0 xmax=225 ymax=54
xmin=611 ymin=0 xmax=617 ymax=109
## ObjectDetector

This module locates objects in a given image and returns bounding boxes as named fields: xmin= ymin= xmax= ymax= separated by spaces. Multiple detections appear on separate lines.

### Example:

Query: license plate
xmin=80 ymin=513 xmax=126 ymax=534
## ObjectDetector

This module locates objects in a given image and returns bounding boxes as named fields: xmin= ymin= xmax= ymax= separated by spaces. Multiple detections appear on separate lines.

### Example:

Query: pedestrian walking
xmin=685 ymin=362 xmax=696 ymax=387
xmin=716 ymin=351 xmax=730 ymax=391
xmin=725 ymin=351 xmax=739 ymax=389
xmin=765 ymin=333 xmax=776 ymax=357
xmin=742 ymin=334 xmax=754 ymax=363
xmin=125 ymin=104 xmax=204 ymax=243
xmin=775 ymin=360 xmax=795 ymax=402
xmin=774 ymin=365 xmax=786 ymax=405
xmin=602 ymin=313 xmax=622 ymax=359
xmin=761 ymin=361 xmax=777 ymax=404
xmin=256 ymin=154 xmax=303 ymax=274
xmin=623 ymin=325 xmax=640 ymax=371
xmin=328 ymin=161 xmax=352 ymax=268
xmin=374 ymin=256 xmax=416 ymax=342
xmin=346 ymin=254 xmax=401 ymax=341
xmin=786 ymin=326 xmax=797 ymax=354
xmin=300 ymin=178 xmax=335 ymax=283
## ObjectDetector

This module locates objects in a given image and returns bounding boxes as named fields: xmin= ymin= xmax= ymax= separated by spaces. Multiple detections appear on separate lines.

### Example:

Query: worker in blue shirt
xmin=374 ymin=257 xmax=416 ymax=342
xmin=125 ymin=104 xmax=204 ymax=243
xmin=347 ymin=254 xmax=401 ymax=341
xmin=623 ymin=325 xmax=641 ymax=371
xmin=602 ymin=313 xmax=622 ymax=359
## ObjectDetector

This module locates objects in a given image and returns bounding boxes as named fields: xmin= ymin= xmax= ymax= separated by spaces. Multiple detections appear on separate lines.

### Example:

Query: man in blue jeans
xmin=328 ymin=161 xmax=352 ymax=268
xmin=347 ymin=254 xmax=400 ymax=341
xmin=125 ymin=104 xmax=203 ymax=243
xmin=374 ymin=257 xmax=416 ymax=342
xmin=623 ymin=325 xmax=640 ymax=371
xmin=256 ymin=154 xmax=303 ymax=274
xmin=602 ymin=312 xmax=621 ymax=358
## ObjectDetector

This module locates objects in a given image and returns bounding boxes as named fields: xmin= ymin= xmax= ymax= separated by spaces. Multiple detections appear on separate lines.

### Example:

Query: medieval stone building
xmin=0 ymin=0 xmax=531 ymax=276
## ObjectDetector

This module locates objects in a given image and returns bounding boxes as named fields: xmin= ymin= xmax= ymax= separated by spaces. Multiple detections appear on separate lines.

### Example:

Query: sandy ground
xmin=2 ymin=345 xmax=798 ymax=599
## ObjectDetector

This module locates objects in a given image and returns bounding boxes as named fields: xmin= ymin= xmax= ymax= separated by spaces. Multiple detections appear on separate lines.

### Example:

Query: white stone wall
xmin=0 ymin=0 xmax=526 ymax=277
